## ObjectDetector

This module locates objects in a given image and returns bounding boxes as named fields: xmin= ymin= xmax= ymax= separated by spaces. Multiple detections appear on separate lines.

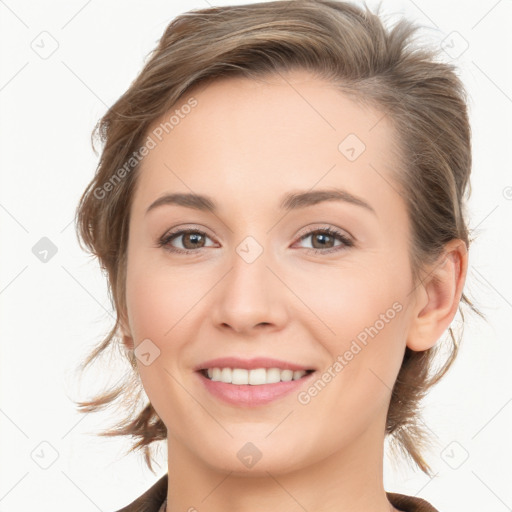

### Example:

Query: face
xmin=121 ymin=69 xmax=420 ymax=475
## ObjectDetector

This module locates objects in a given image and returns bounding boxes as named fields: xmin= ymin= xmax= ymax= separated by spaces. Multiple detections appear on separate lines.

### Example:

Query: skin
xmin=120 ymin=69 xmax=467 ymax=512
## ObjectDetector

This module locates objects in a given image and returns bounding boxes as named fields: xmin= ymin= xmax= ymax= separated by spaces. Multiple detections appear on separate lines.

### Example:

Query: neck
xmin=165 ymin=417 xmax=399 ymax=512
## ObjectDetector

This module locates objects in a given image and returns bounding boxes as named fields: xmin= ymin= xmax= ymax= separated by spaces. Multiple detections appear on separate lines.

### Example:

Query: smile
xmin=197 ymin=368 xmax=316 ymax=407
xmin=202 ymin=367 xmax=315 ymax=385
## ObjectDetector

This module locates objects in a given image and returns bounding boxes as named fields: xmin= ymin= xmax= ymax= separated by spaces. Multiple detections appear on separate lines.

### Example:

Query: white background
xmin=0 ymin=0 xmax=511 ymax=511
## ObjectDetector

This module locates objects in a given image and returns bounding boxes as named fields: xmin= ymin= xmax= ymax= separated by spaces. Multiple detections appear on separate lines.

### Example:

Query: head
xmin=75 ymin=0 xmax=480 ymax=477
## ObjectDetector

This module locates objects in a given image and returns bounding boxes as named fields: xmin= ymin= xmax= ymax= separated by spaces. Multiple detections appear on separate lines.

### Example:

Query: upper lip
xmin=195 ymin=357 xmax=315 ymax=372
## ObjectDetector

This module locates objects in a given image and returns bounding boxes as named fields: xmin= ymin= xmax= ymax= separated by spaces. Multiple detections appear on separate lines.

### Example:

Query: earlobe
xmin=406 ymin=239 xmax=468 ymax=352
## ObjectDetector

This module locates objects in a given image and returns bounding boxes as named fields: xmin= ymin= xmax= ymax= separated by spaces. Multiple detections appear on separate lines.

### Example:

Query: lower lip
xmin=197 ymin=371 xmax=316 ymax=407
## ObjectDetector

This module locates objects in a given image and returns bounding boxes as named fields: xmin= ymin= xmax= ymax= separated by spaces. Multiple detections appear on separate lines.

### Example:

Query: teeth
xmin=205 ymin=367 xmax=309 ymax=385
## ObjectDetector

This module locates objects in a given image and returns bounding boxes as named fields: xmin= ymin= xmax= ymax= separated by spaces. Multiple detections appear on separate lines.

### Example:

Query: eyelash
xmin=157 ymin=225 xmax=354 ymax=256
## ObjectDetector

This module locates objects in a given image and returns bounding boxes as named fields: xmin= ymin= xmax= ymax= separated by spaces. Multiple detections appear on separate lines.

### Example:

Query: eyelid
xmin=158 ymin=224 xmax=216 ymax=250
xmin=161 ymin=223 xmax=213 ymax=239
xmin=293 ymin=225 xmax=354 ymax=251
xmin=296 ymin=224 xmax=353 ymax=240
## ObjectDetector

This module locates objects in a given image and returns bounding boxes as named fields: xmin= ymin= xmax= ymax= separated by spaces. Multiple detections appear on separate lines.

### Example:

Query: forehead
xmin=132 ymin=69 xmax=403 ymax=219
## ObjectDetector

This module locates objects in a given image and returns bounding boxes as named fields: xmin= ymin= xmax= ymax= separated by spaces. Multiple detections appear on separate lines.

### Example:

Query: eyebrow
xmin=145 ymin=188 xmax=376 ymax=216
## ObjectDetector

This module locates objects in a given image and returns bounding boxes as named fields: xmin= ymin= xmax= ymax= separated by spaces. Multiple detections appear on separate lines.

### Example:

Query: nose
xmin=210 ymin=247 xmax=289 ymax=336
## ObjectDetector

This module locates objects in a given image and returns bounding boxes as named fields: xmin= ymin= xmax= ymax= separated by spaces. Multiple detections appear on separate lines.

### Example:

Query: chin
xmin=194 ymin=438 xmax=310 ymax=476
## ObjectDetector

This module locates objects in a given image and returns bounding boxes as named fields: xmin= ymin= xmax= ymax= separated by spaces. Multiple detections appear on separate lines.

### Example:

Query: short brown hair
xmin=74 ymin=0 xmax=482 ymax=475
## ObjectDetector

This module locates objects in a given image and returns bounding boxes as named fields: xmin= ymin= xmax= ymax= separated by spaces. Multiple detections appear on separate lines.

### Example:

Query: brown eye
xmin=310 ymin=231 xmax=336 ymax=249
xmin=180 ymin=231 xmax=206 ymax=249
xmin=158 ymin=228 xmax=215 ymax=254
xmin=295 ymin=227 xmax=354 ymax=254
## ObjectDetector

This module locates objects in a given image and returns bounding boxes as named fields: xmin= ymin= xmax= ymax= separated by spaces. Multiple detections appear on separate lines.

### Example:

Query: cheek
xmin=125 ymin=275 xmax=171 ymax=342
xmin=296 ymin=270 xmax=408 ymax=434
xmin=125 ymin=255 xmax=203 ymax=345
xmin=124 ymin=260 xmax=198 ymax=418
xmin=291 ymin=258 xmax=406 ymax=338
xmin=289 ymin=255 xmax=410 ymax=388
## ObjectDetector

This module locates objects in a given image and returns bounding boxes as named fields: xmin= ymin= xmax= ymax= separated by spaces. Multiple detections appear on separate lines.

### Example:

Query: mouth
xmin=199 ymin=367 xmax=316 ymax=385
xmin=194 ymin=357 xmax=318 ymax=406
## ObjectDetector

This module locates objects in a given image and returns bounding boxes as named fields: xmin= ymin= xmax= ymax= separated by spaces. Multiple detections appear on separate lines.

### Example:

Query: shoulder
xmin=113 ymin=473 xmax=168 ymax=512
xmin=386 ymin=491 xmax=440 ymax=512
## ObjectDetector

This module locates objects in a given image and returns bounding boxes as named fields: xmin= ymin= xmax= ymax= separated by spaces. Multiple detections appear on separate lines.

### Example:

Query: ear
xmin=406 ymin=239 xmax=468 ymax=352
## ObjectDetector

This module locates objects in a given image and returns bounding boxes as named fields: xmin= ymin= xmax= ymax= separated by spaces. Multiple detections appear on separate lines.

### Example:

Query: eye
xmin=157 ymin=225 xmax=354 ymax=256
xmin=294 ymin=226 xmax=354 ymax=255
xmin=157 ymin=227 xmax=217 ymax=254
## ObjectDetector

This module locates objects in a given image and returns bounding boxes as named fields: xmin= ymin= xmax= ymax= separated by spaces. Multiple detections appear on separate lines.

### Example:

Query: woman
xmin=74 ymin=1 xmax=480 ymax=510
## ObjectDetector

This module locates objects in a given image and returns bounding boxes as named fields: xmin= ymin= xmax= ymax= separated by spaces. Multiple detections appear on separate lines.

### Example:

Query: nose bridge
xmin=211 ymin=235 xmax=287 ymax=333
